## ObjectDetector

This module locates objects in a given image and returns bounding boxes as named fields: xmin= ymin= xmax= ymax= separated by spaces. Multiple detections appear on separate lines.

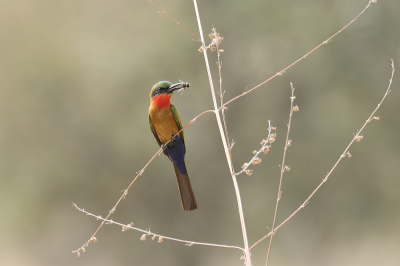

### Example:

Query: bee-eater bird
xmin=149 ymin=81 xmax=198 ymax=211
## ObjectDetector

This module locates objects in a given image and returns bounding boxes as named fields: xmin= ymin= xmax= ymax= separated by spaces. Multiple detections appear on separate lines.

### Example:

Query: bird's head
xmin=149 ymin=81 xmax=190 ymax=109
xmin=150 ymin=81 xmax=189 ymax=98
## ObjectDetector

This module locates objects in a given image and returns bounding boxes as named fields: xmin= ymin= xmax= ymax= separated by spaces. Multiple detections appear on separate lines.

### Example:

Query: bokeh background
xmin=1 ymin=0 xmax=399 ymax=265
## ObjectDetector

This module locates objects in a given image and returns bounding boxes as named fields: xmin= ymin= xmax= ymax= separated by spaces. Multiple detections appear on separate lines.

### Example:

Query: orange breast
xmin=149 ymin=106 xmax=179 ymax=144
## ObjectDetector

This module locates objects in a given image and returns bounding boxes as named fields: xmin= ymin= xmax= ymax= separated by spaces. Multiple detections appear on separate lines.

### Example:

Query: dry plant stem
xmin=235 ymin=121 xmax=274 ymax=176
xmin=223 ymin=0 xmax=376 ymax=107
xmin=146 ymin=0 xmax=201 ymax=42
xmin=193 ymin=1 xmax=251 ymax=265
xmin=73 ymin=204 xmax=244 ymax=251
xmin=266 ymin=83 xmax=296 ymax=266
xmin=72 ymin=151 xmax=159 ymax=255
xmin=72 ymin=109 xmax=214 ymax=255
xmin=215 ymin=29 xmax=234 ymax=167
xmin=73 ymin=0 xmax=377 ymax=257
xmin=251 ymin=59 xmax=395 ymax=251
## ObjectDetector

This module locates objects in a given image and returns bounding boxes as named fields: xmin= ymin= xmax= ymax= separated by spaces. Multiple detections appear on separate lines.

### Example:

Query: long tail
xmin=173 ymin=163 xmax=198 ymax=211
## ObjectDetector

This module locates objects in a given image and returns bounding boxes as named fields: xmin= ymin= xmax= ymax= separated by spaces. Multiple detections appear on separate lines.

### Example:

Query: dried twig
xmin=193 ymin=0 xmax=252 ymax=265
xmin=223 ymin=0 xmax=377 ymax=107
xmin=73 ymin=204 xmax=244 ymax=251
xmin=266 ymin=83 xmax=297 ymax=266
xmin=146 ymin=0 xmax=201 ymax=42
xmin=251 ymin=59 xmax=395 ymax=251
xmin=236 ymin=120 xmax=275 ymax=177
xmin=73 ymin=1 xmax=381 ymax=263
xmin=72 ymin=109 xmax=214 ymax=255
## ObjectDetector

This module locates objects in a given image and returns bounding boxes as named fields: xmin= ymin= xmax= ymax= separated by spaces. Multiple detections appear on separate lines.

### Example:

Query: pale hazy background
xmin=1 ymin=0 xmax=399 ymax=265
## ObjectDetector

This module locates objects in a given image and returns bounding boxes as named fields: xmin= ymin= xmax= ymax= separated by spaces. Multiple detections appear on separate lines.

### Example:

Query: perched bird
xmin=148 ymin=81 xmax=198 ymax=211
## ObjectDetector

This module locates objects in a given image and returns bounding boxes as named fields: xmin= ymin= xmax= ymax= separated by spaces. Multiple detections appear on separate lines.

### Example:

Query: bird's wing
xmin=170 ymin=104 xmax=185 ymax=147
xmin=149 ymin=114 xmax=163 ymax=148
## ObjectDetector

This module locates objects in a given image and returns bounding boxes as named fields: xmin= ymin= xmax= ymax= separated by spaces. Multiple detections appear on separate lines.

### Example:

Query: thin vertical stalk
xmin=193 ymin=1 xmax=251 ymax=265
xmin=266 ymin=83 xmax=296 ymax=265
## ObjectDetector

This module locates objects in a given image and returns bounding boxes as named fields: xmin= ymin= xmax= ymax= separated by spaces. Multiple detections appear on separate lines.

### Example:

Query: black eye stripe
xmin=151 ymin=86 xmax=169 ymax=97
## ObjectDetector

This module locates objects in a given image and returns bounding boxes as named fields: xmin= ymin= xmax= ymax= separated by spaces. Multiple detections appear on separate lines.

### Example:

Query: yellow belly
xmin=149 ymin=106 xmax=179 ymax=144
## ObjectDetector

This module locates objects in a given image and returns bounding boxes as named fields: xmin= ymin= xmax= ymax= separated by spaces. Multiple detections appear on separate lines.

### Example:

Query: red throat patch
xmin=152 ymin=94 xmax=172 ymax=109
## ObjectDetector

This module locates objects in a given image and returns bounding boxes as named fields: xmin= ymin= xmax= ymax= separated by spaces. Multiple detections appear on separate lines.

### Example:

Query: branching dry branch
xmin=72 ymin=109 xmax=214 ymax=255
xmin=73 ymin=204 xmax=244 ymax=252
xmin=251 ymin=59 xmax=395 ymax=251
xmin=193 ymin=0 xmax=252 ymax=264
xmin=213 ymin=28 xmax=234 ymax=169
xmin=236 ymin=120 xmax=274 ymax=177
xmin=223 ymin=0 xmax=377 ymax=107
xmin=73 ymin=2 xmax=384 ymax=265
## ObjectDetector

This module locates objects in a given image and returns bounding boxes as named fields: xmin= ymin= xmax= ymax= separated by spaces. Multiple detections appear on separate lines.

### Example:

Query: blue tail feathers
xmin=165 ymin=136 xmax=187 ymax=174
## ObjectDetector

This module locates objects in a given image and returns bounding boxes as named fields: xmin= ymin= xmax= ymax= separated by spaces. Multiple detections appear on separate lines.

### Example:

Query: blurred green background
xmin=1 ymin=0 xmax=399 ymax=265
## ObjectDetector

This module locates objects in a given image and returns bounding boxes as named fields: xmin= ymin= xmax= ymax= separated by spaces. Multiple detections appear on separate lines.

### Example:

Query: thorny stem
xmin=193 ymin=1 xmax=251 ymax=265
xmin=74 ymin=204 xmax=244 ymax=251
xmin=251 ymin=59 xmax=395 ymax=251
xmin=266 ymin=83 xmax=296 ymax=266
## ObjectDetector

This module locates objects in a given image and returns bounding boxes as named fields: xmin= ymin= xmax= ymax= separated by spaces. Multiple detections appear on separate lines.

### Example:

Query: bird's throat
xmin=152 ymin=94 xmax=172 ymax=109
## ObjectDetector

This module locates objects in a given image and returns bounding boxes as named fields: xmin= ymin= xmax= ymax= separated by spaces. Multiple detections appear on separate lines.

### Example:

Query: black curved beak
xmin=167 ymin=82 xmax=190 ymax=93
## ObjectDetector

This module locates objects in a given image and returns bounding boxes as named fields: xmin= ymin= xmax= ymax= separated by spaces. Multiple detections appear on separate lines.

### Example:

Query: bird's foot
xmin=161 ymin=136 xmax=176 ymax=150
